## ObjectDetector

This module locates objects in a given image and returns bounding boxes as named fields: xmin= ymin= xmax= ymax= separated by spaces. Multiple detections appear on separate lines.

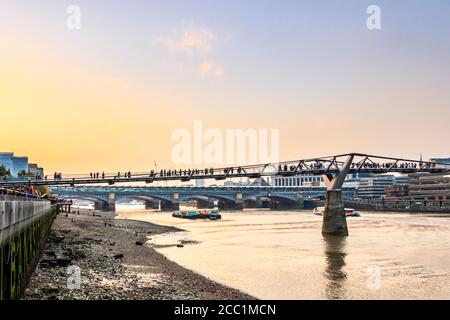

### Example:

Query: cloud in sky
xmin=200 ymin=61 xmax=224 ymax=78
xmin=158 ymin=26 xmax=215 ymax=55
xmin=158 ymin=24 xmax=225 ymax=78
xmin=200 ymin=61 xmax=213 ymax=75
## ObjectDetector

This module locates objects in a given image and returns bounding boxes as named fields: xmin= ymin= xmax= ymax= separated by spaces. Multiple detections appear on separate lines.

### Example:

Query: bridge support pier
xmin=322 ymin=190 xmax=348 ymax=236
xmin=171 ymin=193 xmax=180 ymax=211
xmin=107 ymin=193 xmax=116 ymax=212
xmin=321 ymin=154 xmax=354 ymax=237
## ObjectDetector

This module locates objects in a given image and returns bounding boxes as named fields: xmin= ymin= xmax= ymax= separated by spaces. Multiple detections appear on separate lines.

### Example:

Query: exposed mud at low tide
xmin=23 ymin=210 xmax=254 ymax=300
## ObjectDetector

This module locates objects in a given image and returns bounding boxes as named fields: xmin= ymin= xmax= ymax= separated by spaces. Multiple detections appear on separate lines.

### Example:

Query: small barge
xmin=172 ymin=209 xmax=222 ymax=220
xmin=313 ymin=207 xmax=361 ymax=217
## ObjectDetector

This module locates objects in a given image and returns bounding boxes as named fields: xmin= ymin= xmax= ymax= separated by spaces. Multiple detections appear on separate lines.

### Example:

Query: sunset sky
xmin=1 ymin=0 xmax=449 ymax=174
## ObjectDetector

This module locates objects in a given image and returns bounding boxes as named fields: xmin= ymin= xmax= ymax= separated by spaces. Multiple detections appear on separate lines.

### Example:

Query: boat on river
xmin=172 ymin=209 xmax=222 ymax=220
xmin=313 ymin=207 xmax=361 ymax=217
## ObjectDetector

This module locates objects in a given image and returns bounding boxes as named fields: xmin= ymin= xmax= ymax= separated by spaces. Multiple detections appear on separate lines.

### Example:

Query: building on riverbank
xmin=28 ymin=163 xmax=44 ymax=176
xmin=356 ymin=175 xmax=409 ymax=199
xmin=0 ymin=152 xmax=28 ymax=177
xmin=0 ymin=152 xmax=44 ymax=177
xmin=270 ymin=172 xmax=373 ymax=188
xmin=408 ymin=172 xmax=450 ymax=206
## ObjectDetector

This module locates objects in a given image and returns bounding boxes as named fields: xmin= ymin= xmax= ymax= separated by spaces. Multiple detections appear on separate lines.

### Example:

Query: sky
xmin=0 ymin=0 xmax=449 ymax=174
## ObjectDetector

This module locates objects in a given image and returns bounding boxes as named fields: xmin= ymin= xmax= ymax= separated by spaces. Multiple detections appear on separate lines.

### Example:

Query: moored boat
xmin=344 ymin=208 xmax=361 ymax=217
xmin=313 ymin=207 xmax=325 ymax=216
xmin=312 ymin=207 xmax=361 ymax=217
xmin=172 ymin=209 xmax=221 ymax=220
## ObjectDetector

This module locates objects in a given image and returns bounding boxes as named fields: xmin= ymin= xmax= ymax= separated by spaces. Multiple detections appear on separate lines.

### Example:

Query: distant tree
xmin=33 ymin=185 xmax=51 ymax=197
xmin=0 ymin=165 xmax=11 ymax=177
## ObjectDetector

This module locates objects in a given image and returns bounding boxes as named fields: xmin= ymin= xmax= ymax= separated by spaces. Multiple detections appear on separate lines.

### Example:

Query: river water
xmin=117 ymin=209 xmax=450 ymax=299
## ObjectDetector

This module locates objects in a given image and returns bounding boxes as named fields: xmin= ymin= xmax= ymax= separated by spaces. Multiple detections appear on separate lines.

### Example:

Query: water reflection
xmin=323 ymin=236 xmax=348 ymax=299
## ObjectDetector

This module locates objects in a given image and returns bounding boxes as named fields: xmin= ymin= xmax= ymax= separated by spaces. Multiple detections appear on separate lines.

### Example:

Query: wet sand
xmin=23 ymin=210 xmax=254 ymax=300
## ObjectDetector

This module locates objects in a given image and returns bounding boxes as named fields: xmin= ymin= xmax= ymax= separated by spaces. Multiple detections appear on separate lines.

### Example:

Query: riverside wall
xmin=0 ymin=196 xmax=56 ymax=299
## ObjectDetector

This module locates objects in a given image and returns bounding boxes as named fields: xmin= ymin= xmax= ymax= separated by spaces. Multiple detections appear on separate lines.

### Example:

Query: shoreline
xmin=23 ymin=209 xmax=255 ymax=300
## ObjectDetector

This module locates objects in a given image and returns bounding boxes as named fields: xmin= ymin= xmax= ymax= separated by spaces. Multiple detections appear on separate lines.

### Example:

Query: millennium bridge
xmin=2 ymin=153 xmax=450 ymax=237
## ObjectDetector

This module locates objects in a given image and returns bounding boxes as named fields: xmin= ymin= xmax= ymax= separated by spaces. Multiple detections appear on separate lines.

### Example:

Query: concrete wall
xmin=0 ymin=197 xmax=55 ymax=300
xmin=0 ymin=200 xmax=51 ymax=233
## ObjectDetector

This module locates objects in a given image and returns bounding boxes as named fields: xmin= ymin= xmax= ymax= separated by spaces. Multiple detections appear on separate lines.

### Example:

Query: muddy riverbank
xmin=23 ymin=210 xmax=254 ymax=300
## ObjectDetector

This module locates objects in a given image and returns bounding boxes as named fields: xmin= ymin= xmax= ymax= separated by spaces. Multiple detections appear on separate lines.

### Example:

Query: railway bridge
xmin=51 ymin=185 xmax=358 ymax=211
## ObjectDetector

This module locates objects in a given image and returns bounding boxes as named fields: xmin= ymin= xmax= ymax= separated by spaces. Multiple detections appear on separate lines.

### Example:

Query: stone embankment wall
xmin=0 ymin=197 xmax=56 ymax=300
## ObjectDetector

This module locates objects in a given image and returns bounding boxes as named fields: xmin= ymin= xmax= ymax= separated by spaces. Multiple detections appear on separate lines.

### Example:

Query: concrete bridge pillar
xmin=321 ymin=155 xmax=353 ymax=237
xmin=234 ymin=193 xmax=244 ymax=210
xmin=107 ymin=193 xmax=116 ymax=212
xmin=172 ymin=193 xmax=180 ymax=211
xmin=321 ymin=190 xmax=348 ymax=236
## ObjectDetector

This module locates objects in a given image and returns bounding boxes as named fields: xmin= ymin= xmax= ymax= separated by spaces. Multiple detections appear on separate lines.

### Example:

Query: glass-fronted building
xmin=12 ymin=156 xmax=29 ymax=176
xmin=0 ymin=152 xmax=31 ymax=177
xmin=0 ymin=152 xmax=14 ymax=174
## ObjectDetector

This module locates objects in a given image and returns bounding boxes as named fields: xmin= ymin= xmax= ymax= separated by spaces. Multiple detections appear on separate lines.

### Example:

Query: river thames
xmin=117 ymin=209 xmax=450 ymax=299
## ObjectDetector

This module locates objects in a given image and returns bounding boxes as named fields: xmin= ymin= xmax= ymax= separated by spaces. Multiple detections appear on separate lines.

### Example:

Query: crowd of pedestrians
xmin=89 ymin=172 xmax=106 ymax=179
xmin=153 ymin=166 xmax=249 ymax=178
xmin=276 ymin=160 xmax=436 ymax=174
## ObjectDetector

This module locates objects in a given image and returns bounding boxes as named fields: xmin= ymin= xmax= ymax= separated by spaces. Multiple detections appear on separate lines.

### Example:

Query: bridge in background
xmin=51 ymin=185 xmax=357 ymax=211
xmin=3 ymin=153 xmax=450 ymax=237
